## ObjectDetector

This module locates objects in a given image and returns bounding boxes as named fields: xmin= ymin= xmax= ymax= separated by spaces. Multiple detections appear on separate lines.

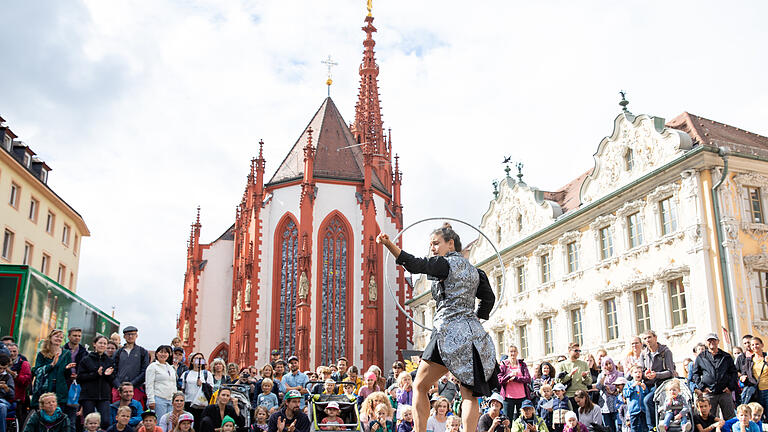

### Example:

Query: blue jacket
xmin=622 ymin=382 xmax=649 ymax=415
xmin=110 ymin=400 xmax=143 ymax=426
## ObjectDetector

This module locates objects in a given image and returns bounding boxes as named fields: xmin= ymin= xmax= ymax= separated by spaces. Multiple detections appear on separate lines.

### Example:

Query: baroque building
xmin=410 ymin=101 xmax=768 ymax=366
xmin=178 ymin=9 xmax=410 ymax=369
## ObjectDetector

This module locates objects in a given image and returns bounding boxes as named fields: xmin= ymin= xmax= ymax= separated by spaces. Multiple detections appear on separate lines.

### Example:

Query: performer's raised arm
xmin=376 ymin=232 xmax=450 ymax=279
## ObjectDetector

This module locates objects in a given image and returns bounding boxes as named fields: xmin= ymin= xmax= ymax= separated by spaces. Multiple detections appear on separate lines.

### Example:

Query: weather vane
xmin=502 ymin=155 xmax=512 ymax=178
xmin=321 ymin=55 xmax=338 ymax=97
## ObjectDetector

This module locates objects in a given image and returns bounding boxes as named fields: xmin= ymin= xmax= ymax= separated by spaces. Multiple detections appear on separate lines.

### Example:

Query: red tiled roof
xmin=268 ymin=97 xmax=387 ymax=193
xmin=667 ymin=112 xmax=768 ymax=155
xmin=542 ymin=169 xmax=592 ymax=214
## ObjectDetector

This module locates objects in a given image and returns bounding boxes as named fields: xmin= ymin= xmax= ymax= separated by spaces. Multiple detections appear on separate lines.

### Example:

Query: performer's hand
xmin=376 ymin=232 xmax=390 ymax=245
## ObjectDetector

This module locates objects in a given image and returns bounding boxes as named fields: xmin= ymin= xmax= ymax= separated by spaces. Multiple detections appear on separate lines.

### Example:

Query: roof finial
xmin=502 ymin=155 xmax=512 ymax=178
xmin=321 ymin=55 xmax=338 ymax=98
xmin=258 ymin=139 xmax=264 ymax=159
xmin=492 ymin=180 xmax=499 ymax=199
xmin=366 ymin=0 xmax=373 ymax=17
xmin=195 ymin=206 xmax=201 ymax=226
xmin=619 ymin=90 xmax=629 ymax=112
xmin=516 ymin=162 xmax=524 ymax=182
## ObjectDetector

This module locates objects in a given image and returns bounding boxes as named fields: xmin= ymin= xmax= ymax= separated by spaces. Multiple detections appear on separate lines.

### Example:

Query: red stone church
xmin=177 ymin=11 xmax=411 ymax=370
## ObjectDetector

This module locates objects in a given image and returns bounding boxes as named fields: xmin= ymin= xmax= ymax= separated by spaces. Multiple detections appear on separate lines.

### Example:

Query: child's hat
xmin=564 ymin=411 xmax=578 ymax=422
xmin=178 ymin=413 xmax=194 ymax=423
xmin=553 ymin=383 xmax=567 ymax=391
xmin=327 ymin=402 xmax=340 ymax=410
xmin=364 ymin=372 xmax=377 ymax=381
xmin=221 ymin=416 xmax=236 ymax=427
xmin=614 ymin=377 xmax=627 ymax=385
xmin=141 ymin=411 xmax=157 ymax=420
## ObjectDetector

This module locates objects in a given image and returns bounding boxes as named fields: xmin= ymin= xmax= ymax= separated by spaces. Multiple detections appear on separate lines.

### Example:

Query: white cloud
xmin=1 ymin=0 xmax=766 ymax=350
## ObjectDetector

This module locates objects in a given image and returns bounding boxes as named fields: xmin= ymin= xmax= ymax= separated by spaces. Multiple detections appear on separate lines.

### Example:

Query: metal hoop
xmin=383 ymin=217 xmax=506 ymax=332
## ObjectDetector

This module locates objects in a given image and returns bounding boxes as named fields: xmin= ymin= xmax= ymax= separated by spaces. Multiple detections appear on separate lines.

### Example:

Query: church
xmin=176 ymin=8 xmax=411 ymax=370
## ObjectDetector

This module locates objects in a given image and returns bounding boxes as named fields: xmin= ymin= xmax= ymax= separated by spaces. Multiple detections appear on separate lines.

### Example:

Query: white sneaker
xmin=684 ymin=422 xmax=692 ymax=432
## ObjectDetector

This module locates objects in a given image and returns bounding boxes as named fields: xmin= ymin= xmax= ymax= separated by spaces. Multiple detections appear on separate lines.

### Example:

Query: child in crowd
xmin=733 ymin=405 xmax=761 ymax=432
xmin=320 ymin=402 xmax=343 ymax=431
xmin=596 ymin=358 xmax=621 ymax=432
xmin=323 ymin=379 xmax=338 ymax=395
xmin=398 ymin=406 xmax=414 ymax=432
xmin=359 ymin=372 xmax=380 ymax=401
xmin=251 ymin=406 xmax=270 ymax=432
xmin=221 ymin=416 xmax=236 ymax=432
xmin=370 ymin=403 xmax=394 ymax=432
xmin=659 ymin=381 xmax=690 ymax=432
xmin=396 ymin=372 xmax=413 ymax=407
xmin=138 ymin=411 xmax=163 ymax=432
xmin=693 ymin=397 xmax=723 ymax=432
xmin=107 ymin=406 xmax=135 ymax=432
xmin=173 ymin=413 xmax=194 ymax=432
xmin=342 ymin=381 xmax=358 ymax=399
xmin=613 ymin=378 xmax=629 ymax=432
xmin=747 ymin=403 xmax=766 ymax=432
xmin=445 ymin=415 xmax=461 ymax=432
xmin=552 ymin=383 xmax=573 ymax=432
xmin=346 ymin=366 xmax=363 ymax=394
xmin=257 ymin=379 xmax=279 ymax=411
xmin=622 ymin=366 xmax=649 ymax=432
xmin=388 ymin=385 xmax=399 ymax=411
xmin=84 ymin=413 xmax=103 ymax=432
xmin=564 ymin=411 xmax=589 ymax=432
xmin=537 ymin=384 xmax=554 ymax=431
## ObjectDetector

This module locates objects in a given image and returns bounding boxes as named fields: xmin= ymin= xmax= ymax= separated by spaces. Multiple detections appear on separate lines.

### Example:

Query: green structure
xmin=0 ymin=264 xmax=119 ymax=362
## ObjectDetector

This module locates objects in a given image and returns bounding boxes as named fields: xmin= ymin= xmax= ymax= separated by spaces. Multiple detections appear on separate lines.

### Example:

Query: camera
xmin=497 ymin=415 xmax=508 ymax=422
xmin=523 ymin=418 xmax=536 ymax=425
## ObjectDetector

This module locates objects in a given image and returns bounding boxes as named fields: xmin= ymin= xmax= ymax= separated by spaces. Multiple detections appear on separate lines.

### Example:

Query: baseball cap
xmin=285 ymin=390 xmax=302 ymax=400
xmin=553 ymin=383 xmax=566 ymax=392
xmin=173 ymin=347 xmax=184 ymax=353
xmin=141 ymin=411 xmax=157 ymax=420
xmin=327 ymin=402 xmax=340 ymax=410
xmin=178 ymin=413 xmax=194 ymax=423
xmin=488 ymin=392 xmax=504 ymax=405
xmin=123 ymin=326 xmax=138 ymax=334
xmin=705 ymin=332 xmax=719 ymax=341
xmin=287 ymin=355 xmax=299 ymax=363
xmin=521 ymin=400 xmax=534 ymax=409
xmin=271 ymin=349 xmax=280 ymax=355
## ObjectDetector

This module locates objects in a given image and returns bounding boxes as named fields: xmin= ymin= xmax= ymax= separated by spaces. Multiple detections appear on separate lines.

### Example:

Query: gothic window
xmin=320 ymin=216 xmax=348 ymax=366
xmin=277 ymin=219 xmax=299 ymax=358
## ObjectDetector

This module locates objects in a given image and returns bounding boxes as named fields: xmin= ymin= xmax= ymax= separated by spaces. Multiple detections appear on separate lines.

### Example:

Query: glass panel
xmin=660 ymin=198 xmax=678 ymax=235
xmin=321 ymin=217 xmax=347 ymax=365
xmin=749 ymin=187 xmax=764 ymax=223
xmin=605 ymin=298 xmax=619 ymax=341
xmin=669 ymin=278 xmax=688 ymax=327
xmin=278 ymin=220 xmax=298 ymax=358
xmin=600 ymin=227 xmax=613 ymax=260
xmin=519 ymin=325 xmax=528 ymax=358
xmin=517 ymin=265 xmax=526 ymax=293
xmin=567 ymin=242 xmax=578 ymax=273
xmin=760 ymin=272 xmax=768 ymax=320
xmin=543 ymin=318 xmax=553 ymax=355
xmin=571 ymin=308 xmax=583 ymax=345
xmin=541 ymin=254 xmax=550 ymax=283
xmin=634 ymin=289 xmax=650 ymax=334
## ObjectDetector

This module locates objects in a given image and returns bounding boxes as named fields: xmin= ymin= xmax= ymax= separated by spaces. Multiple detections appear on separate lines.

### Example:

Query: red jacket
xmin=12 ymin=357 xmax=32 ymax=401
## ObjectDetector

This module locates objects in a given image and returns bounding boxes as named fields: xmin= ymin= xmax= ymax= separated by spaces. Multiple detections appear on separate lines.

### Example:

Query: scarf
xmin=41 ymin=407 xmax=63 ymax=423
xmin=601 ymin=357 xmax=620 ymax=391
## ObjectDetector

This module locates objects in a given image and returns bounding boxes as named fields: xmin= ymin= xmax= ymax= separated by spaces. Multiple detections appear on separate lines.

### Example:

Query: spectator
xmin=693 ymin=397 xmax=723 ymax=432
xmin=596 ymin=357 xmax=621 ymax=432
xmin=0 ymin=353 xmax=15 ymax=432
xmin=746 ymin=403 xmax=763 ymax=430
xmin=398 ymin=406 xmax=414 ymax=432
xmin=437 ymin=374 xmax=458 ymax=404
xmin=534 ymin=362 xmax=556 ymax=399
xmin=557 ymin=343 xmax=592 ymax=408
xmin=511 ymin=400 xmax=548 ymax=432
xmin=181 ymin=352 xmax=213 ymax=427
xmin=60 ymin=327 xmax=87 ymax=432
xmin=174 ymin=413 xmax=194 ymax=432
xmin=266 ymin=390 xmax=309 ymax=432
xmin=110 ymin=334 xmax=122 ymax=350
xmin=253 ymin=406 xmax=270 ymax=432
xmin=563 ymin=412 xmax=588 ymax=432
xmin=537 ymin=384 xmax=554 ymax=431
xmin=170 ymin=339 xmax=185 ymax=364
xmin=386 ymin=362 xmax=404 ymax=390
xmin=200 ymin=388 xmax=244 ymax=432
xmin=138 ymin=411 xmax=163 ymax=432
xmin=368 ymin=366 xmax=387 ymax=394
xmin=551 ymin=383 xmax=573 ymax=432
xmin=360 ymin=392 xmax=391 ymax=425
xmin=171 ymin=348 xmax=188 ymax=390
xmin=273 ymin=360 xmax=287 ymax=399
xmin=688 ymin=344 xmax=707 ymax=394
xmin=146 ymin=345 xmax=177 ymax=422
xmin=732 ymin=405 xmax=760 ymax=432
xmin=110 ymin=382 xmax=143 ymax=427
xmin=622 ymin=339 xmax=644 ymax=379
xmin=623 ymin=366 xmax=649 ymax=432
xmin=736 ymin=335 xmax=757 ymax=406
xmin=269 ymin=350 xmax=281 ymax=367
xmin=282 ymin=356 xmax=309 ymax=409
xmin=368 ymin=403 xmax=394 ymax=432
xmin=31 ymin=329 xmax=77 ymax=410
xmin=640 ymin=330 xmax=675 ymax=430
xmin=23 ymin=392 xmax=70 ymax=432
xmin=396 ymin=372 xmax=413 ymax=406
xmin=478 ymin=393 xmax=510 ymax=432
xmin=345 ymin=366 xmax=363 ymax=394
xmin=585 ymin=355 xmax=600 ymax=405
xmin=158 ymin=392 xmax=190 ymax=432
xmin=107 ymin=406 xmax=135 ymax=432
xmin=7 ymin=342 xmax=31 ymax=425
xmin=499 ymin=345 xmax=532 ymax=420
xmin=749 ymin=337 xmax=768 ymax=417
xmin=112 ymin=326 xmax=151 ymax=407
xmin=226 ymin=363 xmax=239 ymax=384
xmin=574 ymin=390 xmax=603 ymax=432
xmin=691 ymin=333 xmax=737 ymax=420
xmin=79 ymin=335 xmax=115 ymax=429
xmin=83 ymin=412 xmax=102 ymax=432
xmin=107 ymin=342 xmax=119 ymax=359
xmin=658 ymin=380 xmax=690 ymax=432
xmin=257 ymin=379 xmax=279 ymax=411
xmin=427 ymin=397 xmax=451 ymax=432
xmin=209 ymin=359 xmax=230 ymax=392
xmin=333 ymin=358 xmax=349 ymax=382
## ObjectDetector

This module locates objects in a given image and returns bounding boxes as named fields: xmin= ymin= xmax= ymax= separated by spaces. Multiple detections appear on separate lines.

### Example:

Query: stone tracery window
xmin=320 ymin=215 xmax=348 ymax=366
xmin=277 ymin=219 xmax=299 ymax=358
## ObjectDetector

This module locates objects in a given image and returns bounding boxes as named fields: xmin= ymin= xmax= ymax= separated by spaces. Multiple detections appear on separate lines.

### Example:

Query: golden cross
xmin=321 ymin=55 xmax=338 ymax=97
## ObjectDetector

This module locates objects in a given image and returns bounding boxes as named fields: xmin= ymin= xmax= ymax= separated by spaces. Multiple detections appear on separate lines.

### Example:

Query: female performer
xmin=376 ymin=224 xmax=498 ymax=432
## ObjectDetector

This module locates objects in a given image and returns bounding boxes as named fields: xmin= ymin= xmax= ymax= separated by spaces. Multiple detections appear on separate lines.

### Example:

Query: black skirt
xmin=422 ymin=335 xmax=500 ymax=397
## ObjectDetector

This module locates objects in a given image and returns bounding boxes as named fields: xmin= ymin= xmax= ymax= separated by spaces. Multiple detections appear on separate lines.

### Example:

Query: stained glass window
xmin=320 ymin=216 xmax=348 ymax=366
xmin=278 ymin=219 xmax=299 ymax=358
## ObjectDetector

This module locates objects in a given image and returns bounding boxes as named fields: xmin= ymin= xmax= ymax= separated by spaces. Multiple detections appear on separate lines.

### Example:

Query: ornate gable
xmin=580 ymin=113 xmax=693 ymax=204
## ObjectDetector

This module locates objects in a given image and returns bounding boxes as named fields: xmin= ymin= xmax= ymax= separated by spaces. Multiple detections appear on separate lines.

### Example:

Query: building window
xmin=659 ymin=197 xmax=678 ymax=235
xmin=758 ymin=272 xmax=768 ymax=320
xmin=73 ymin=234 xmax=79 ymax=255
xmin=518 ymin=325 xmax=528 ymax=359
xmin=604 ymin=298 xmax=619 ymax=341
xmin=634 ymin=289 xmax=651 ymax=334
xmin=23 ymin=242 xmax=33 ymax=265
xmin=495 ymin=274 xmax=503 ymax=298
xmin=57 ymin=264 xmax=66 ymax=284
xmin=41 ymin=253 xmax=50 ymax=275
xmin=516 ymin=265 xmax=526 ymax=293
xmin=540 ymin=253 xmax=551 ymax=283
xmin=669 ymin=278 xmax=688 ymax=327
xmin=320 ymin=215 xmax=349 ymax=366
xmin=69 ymin=272 xmax=74 ymax=289
xmin=9 ymin=183 xmax=20 ymax=208
xmin=495 ymin=330 xmax=505 ymax=353
xmin=624 ymin=148 xmax=634 ymax=171
xmin=2 ymin=135 xmax=10 ymax=151
xmin=23 ymin=153 xmax=31 ymax=168
xmin=28 ymin=198 xmax=39 ymax=222
xmin=627 ymin=212 xmax=643 ymax=248
xmin=570 ymin=308 xmax=583 ymax=346
xmin=747 ymin=187 xmax=765 ymax=224
xmin=46 ymin=212 xmax=55 ymax=234
xmin=276 ymin=218 xmax=299 ymax=358
xmin=566 ymin=241 xmax=579 ymax=273
xmin=543 ymin=317 xmax=554 ymax=355
xmin=2 ymin=229 xmax=14 ymax=260
xmin=62 ymin=224 xmax=71 ymax=246
xmin=599 ymin=226 xmax=613 ymax=260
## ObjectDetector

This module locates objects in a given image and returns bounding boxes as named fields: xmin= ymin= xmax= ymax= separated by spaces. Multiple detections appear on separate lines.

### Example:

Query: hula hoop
xmin=383 ymin=217 xmax=506 ymax=332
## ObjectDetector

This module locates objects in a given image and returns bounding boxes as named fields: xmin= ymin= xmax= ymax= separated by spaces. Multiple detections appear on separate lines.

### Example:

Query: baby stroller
xmin=222 ymin=384 xmax=253 ymax=429
xmin=306 ymin=381 xmax=361 ymax=432
xmin=653 ymin=378 xmax=694 ymax=432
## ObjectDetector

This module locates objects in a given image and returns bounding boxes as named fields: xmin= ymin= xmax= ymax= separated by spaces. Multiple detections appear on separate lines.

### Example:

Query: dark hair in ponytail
xmin=431 ymin=223 xmax=462 ymax=252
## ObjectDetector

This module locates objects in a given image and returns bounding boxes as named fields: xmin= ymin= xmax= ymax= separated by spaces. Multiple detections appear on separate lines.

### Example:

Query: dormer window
xmin=624 ymin=148 xmax=634 ymax=171
xmin=2 ymin=135 xmax=10 ymax=151
xmin=23 ymin=152 xmax=31 ymax=168
xmin=40 ymin=168 xmax=49 ymax=183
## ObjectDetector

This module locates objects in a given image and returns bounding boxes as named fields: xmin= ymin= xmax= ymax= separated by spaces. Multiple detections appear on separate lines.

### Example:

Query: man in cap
xmin=270 ymin=349 xmax=281 ymax=367
xmin=112 ymin=326 xmax=151 ymax=406
xmin=283 ymin=356 xmax=309 ymax=409
xmin=511 ymin=400 xmax=547 ymax=432
xmin=478 ymin=393 xmax=510 ymax=432
xmin=691 ymin=332 xmax=738 ymax=419
xmin=171 ymin=347 xmax=188 ymax=390
xmin=267 ymin=390 xmax=309 ymax=432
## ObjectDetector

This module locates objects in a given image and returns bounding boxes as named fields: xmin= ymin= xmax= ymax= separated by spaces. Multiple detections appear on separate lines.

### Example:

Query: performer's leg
xmin=413 ymin=360 xmax=448 ymax=432
xmin=459 ymin=385 xmax=479 ymax=432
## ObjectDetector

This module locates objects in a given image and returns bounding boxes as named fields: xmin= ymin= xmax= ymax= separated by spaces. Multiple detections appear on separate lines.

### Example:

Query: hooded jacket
xmin=641 ymin=343 xmax=675 ymax=388
xmin=691 ymin=348 xmax=738 ymax=394
xmin=23 ymin=407 xmax=70 ymax=432
xmin=78 ymin=351 xmax=115 ymax=401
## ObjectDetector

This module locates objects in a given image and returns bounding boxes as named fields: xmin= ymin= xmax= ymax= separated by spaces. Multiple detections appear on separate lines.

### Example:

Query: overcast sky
xmin=1 ymin=0 xmax=766 ymax=350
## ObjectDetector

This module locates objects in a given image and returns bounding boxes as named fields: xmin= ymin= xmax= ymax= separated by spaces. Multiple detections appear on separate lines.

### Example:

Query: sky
xmin=1 ymin=0 xmax=767 ymax=350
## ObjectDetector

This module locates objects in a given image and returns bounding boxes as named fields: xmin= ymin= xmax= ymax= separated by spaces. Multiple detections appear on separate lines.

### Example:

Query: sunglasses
xmin=573 ymin=349 xmax=582 ymax=353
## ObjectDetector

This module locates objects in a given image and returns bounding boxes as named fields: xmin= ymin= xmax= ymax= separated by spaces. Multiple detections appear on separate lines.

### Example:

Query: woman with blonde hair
xmin=31 ymin=329 xmax=77 ymax=409
xmin=361 ymin=392 xmax=392 ymax=424
xmin=622 ymin=337 xmax=644 ymax=378
xmin=209 ymin=358 xmax=229 ymax=391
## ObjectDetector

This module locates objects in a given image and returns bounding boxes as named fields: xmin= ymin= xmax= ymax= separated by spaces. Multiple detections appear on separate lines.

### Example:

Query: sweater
xmin=556 ymin=359 xmax=592 ymax=397
xmin=112 ymin=344 xmax=150 ymax=388
xmin=578 ymin=405 xmax=604 ymax=432
xmin=11 ymin=356 xmax=32 ymax=402
xmin=78 ymin=351 xmax=115 ymax=401
xmin=145 ymin=361 xmax=178 ymax=404
xmin=31 ymin=350 xmax=72 ymax=407
xmin=641 ymin=344 xmax=675 ymax=388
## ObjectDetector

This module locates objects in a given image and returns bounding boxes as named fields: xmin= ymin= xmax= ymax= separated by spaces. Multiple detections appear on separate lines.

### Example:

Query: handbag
xmin=67 ymin=380 xmax=81 ymax=407
xmin=190 ymin=385 xmax=209 ymax=409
